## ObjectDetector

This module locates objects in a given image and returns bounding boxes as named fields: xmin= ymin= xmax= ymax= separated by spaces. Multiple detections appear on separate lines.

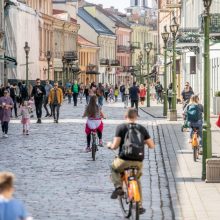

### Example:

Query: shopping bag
xmin=216 ymin=115 xmax=220 ymax=128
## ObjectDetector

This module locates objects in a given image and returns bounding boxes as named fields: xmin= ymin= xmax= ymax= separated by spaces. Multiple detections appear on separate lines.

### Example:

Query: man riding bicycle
xmin=107 ymin=108 xmax=155 ymax=214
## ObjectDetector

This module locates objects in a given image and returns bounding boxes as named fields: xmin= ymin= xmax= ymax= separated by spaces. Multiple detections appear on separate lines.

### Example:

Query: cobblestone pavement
xmin=0 ymin=99 xmax=174 ymax=220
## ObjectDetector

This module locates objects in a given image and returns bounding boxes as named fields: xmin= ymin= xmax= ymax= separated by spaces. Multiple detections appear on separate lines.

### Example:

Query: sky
xmin=86 ymin=0 xmax=130 ymax=12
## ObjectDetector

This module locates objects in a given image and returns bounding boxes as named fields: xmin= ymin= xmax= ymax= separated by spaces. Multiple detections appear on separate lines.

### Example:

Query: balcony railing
xmin=117 ymin=45 xmax=130 ymax=53
xmin=86 ymin=64 xmax=99 ymax=75
xmin=199 ymin=13 xmax=220 ymax=34
xmin=100 ymin=58 xmax=109 ymax=66
xmin=64 ymin=51 xmax=78 ymax=62
xmin=130 ymin=42 xmax=140 ymax=50
xmin=110 ymin=59 xmax=120 ymax=66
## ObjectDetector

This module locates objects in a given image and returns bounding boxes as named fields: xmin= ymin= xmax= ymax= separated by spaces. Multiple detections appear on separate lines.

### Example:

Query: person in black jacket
xmin=129 ymin=82 xmax=140 ymax=114
xmin=31 ymin=78 xmax=46 ymax=123
xmin=10 ymin=84 xmax=18 ymax=118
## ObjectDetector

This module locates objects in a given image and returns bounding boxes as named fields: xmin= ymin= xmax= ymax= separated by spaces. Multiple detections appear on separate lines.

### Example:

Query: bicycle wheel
xmin=91 ymin=135 xmax=96 ymax=161
xmin=119 ymin=182 xmax=132 ymax=218
xmin=193 ymin=147 xmax=197 ymax=162
xmin=131 ymin=202 xmax=139 ymax=220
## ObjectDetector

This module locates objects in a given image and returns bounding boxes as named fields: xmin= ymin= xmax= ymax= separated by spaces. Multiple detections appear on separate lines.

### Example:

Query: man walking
xmin=181 ymin=82 xmax=194 ymax=109
xmin=48 ymin=82 xmax=63 ymax=123
xmin=31 ymin=78 xmax=46 ymax=123
xmin=20 ymin=81 xmax=28 ymax=102
xmin=44 ymin=80 xmax=52 ymax=117
xmin=72 ymin=80 xmax=80 ymax=106
xmin=129 ymin=82 xmax=140 ymax=114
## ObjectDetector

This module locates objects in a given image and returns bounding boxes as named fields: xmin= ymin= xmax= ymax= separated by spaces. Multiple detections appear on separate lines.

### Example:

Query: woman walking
xmin=0 ymin=90 xmax=14 ymax=138
xmin=139 ymin=84 xmax=146 ymax=106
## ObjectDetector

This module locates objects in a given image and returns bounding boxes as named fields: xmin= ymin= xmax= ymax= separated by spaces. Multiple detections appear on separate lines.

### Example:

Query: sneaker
xmin=26 ymin=131 xmax=29 ymax=135
xmin=4 ymin=134 xmax=8 ymax=138
xmin=2 ymin=132 xmax=5 ymax=138
xmin=56 ymin=120 xmax=58 ymax=123
xmin=111 ymin=187 xmax=124 ymax=199
xmin=85 ymin=147 xmax=91 ymax=153
xmin=99 ymin=140 xmax=103 ymax=147
xmin=23 ymin=129 xmax=25 ymax=134
xmin=139 ymin=207 xmax=146 ymax=215
xmin=54 ymin=119 xmax=56 ymax=123
xmin=37 ymin=119 xmax=41 ymax=124
xmin=45 ymin=114 xmax=49 ymax=117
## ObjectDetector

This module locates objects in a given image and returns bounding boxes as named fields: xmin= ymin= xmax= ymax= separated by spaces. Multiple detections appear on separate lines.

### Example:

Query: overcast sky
xmin=86 ymin=0 xmax=130 ymax=12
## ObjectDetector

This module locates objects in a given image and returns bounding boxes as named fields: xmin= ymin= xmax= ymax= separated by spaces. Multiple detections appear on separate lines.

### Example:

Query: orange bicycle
xmin=191 ymin=127 xmax=200 ymax=162
xmin=119 ymin=166 xmax=141 ymax=220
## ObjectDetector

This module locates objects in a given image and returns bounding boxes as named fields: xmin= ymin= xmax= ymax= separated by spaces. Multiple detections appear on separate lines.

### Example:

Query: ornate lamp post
xmin=24 ymin=42 xmax=30 ymax=87
xmin=169 ymin=16 xmax=179 ymax=121
xmin=161 ymin=26 xmax=170 ymax=116
xmin=138 ymin=51 xmax=144 ymax=84
xmin=46 ymin=51 xmax=51 ymax=80
xmin=202 ymin=0 xmax=212 ymax=180
xmin=145 ymin=42 xmax=152 ymax=107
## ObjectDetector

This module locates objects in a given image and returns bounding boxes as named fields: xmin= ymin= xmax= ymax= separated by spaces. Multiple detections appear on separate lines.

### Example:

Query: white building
xmin=179 ymin=0 xmax=220 ymax=111
xmin=5 ymin=1 xmax=39 ymax=82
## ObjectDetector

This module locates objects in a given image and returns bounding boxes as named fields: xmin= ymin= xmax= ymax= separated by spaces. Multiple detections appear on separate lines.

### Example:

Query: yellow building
xmin=78 ymin=35 xmax=99 ymax=85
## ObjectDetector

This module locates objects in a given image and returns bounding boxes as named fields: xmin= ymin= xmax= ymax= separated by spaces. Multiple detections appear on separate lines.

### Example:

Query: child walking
xmin=20 ymin=101 xmax=31 ymax=135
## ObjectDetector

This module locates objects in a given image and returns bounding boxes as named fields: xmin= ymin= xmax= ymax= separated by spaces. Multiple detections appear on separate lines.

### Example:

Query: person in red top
xmin=139 ymin=84 xmax=146 ymax=106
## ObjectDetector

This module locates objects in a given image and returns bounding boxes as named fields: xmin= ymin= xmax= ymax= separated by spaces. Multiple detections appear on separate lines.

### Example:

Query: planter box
xmin=206 ymin=158 xmax=220 ymax=183
xmin=213 ymin=97 xmax=220 ymax=115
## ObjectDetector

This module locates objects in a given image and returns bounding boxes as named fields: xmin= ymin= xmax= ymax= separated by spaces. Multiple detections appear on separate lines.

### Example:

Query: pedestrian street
xmin=0 ymin=99 xmax=174 ymax=220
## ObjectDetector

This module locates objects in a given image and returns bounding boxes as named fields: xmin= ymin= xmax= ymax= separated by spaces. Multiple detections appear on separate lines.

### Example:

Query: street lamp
xmin=202 ymin=0 xmax=212 ymax=180
xmin=169 ymin=16 xmax=179 ymax=121
xmin=46 ymin=51 xmax=51 ymax=80
xmin=161 ymin=26 xmax=170 ymax=116
xmin=24 ymin=42 xmax=30 ymax=87
xmin=145 ymin=42 xmax=152 ymax=107
xmin=138 ymin=51 xmax=144 ymax=84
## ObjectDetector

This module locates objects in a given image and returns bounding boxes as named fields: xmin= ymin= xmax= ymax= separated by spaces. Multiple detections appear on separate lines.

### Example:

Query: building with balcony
xmin=179 ymin=0 xmax=220 ymax=111
xmin=78 ymin=35 xmax=99 ymax=85
xmin=83 ymin=4 xmax=132 ymax=85
xmin=77 ymin=7 xmax=116 ymax=85
xmin=0 ymin=0 xmax=4 ymax=85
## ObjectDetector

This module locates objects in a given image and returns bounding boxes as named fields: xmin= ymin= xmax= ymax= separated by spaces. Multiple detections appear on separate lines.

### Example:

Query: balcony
xmin=86 ymin=64 xmax=99 ymax=75
xmin=100 ymin=58 xmax=109 ymax=66
xmin=165 ymin=0 xmax=181 ymax=8
xmin=199 ymin=13 xmax=220 ymax=35
xmin=117 ymin=45 xmax=130 ymax=53
xmin=130 ymin=42 xmax=140 ymax=51
xmin=110 ymin=59 xmax=120 ymax=67
xmin=63 ymin=51 xmax=78 ymax=62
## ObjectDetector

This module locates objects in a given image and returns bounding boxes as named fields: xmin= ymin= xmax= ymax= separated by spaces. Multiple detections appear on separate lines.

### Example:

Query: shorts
xmin=140 ymin=97 xmax=145 ymax=102
xmin=85 ymin=120 xmax=103 ymax=135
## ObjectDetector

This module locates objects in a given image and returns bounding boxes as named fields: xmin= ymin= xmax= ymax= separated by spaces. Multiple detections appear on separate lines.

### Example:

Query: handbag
xmin=216 ymin=115 xmax=220 ymax=128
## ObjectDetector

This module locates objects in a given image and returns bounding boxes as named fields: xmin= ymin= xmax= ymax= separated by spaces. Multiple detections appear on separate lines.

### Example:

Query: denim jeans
xmin=98 ymin=96 xmax=104 ymax=107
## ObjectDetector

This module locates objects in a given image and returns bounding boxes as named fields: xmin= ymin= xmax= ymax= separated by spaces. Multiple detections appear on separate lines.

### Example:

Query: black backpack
xmin=119 ymin=124 xmax=145 ymax=161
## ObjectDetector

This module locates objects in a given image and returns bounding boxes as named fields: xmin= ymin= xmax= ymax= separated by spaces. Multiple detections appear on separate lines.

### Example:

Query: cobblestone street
xmin=0 ymin=99 xmax=174 ymax=220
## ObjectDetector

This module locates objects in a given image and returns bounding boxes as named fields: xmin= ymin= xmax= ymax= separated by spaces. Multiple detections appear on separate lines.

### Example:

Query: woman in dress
xmin=139 ymin=84 xmax=146 ymax=106
xmin=0 ymin=90 xmax=14 ymax=138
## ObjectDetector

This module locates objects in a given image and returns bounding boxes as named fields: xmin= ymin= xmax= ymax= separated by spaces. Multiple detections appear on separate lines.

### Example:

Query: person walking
xmin=43 ymin=80 xmax=52 ymax=117
xmin=167 ymin=83 xmax=173 ymax=110
xmin=139 ymin=84 xmax=146 ymax=106
xmin=181 ymin=82 xmax=194 ymax=109
xmin=0 ymin=172 xmax=33 ymax=220
xmin=10 ymin=83 xmax=18 ymax=118
xmin=120 ymin=84 xmax=125 ymax=102
xmin=0 ymin=90 xmax=14 ymax=138
xmin=72 ymin=80 xmax=80 ymax=106
xmin=150 ymin=83 xmax=156 ymax=101
xmin=129 ymin=82 xmax=140 ymax=114
xmin=97 ymin=83 xmax=104 ymax=107
xmin=104 ymin=84 xmax=109 ymax=102
xmin=114 ymin=85 xmax=119 ymax=102
xmin=19 ymin=81 xmax=28 ymax=102
xmin=20 ymin=100 xmax=32 ymax=135
xmin=31 ymin=78 xmax=46 ymax=124
xmin=84 ymin=85 xmax=90 ymax=105
xmin=124 ymin=83 xmax=130 ymax=108
xmin=48 ymin=82 xmax=63 ymax=123
xmin=79 ymin=83 xmax=84 ymax=104
xmin=155 ymin=81 xmax=163 ymax=104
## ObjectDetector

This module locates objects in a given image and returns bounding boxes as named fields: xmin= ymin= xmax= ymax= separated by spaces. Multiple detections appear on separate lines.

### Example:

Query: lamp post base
xmin=167 ymin=109 xmax=177 ymax=121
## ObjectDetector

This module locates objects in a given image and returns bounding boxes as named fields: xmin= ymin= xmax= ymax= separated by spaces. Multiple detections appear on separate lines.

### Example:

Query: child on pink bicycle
xmin=83 ymin=95 xmax=105 ymax=152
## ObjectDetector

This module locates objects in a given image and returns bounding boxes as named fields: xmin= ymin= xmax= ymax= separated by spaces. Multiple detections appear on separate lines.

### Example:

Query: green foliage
xmin=214 ymin=91 xmax=220 ymax=97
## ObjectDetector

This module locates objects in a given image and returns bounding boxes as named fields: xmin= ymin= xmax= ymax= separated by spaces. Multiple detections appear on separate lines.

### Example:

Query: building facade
xmin=77 ymin=7 xmax=116 ymax=85
xmin=78 ymin=35 xmax=99 ymax=84
xmin=0 ymin=0 xmax=4 ymax=85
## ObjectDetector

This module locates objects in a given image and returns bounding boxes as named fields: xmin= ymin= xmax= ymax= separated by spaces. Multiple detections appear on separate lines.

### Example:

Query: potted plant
xmin=213 ymin=91 xmax=220 ymax=115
